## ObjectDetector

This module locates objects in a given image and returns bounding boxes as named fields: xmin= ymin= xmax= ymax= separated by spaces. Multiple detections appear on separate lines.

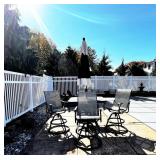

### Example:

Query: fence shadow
xmin=23 ymin=128 xmax=77 ymax=155
xmin=89 ymin=127 xmax=156 ymax=155
xmin=131 ymin=96 xmax=156 ymax=102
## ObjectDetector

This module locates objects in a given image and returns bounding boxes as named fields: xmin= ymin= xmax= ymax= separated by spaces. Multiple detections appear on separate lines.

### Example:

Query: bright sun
xmin=16 ymin=4 xmax=40 ymax=15
xmin=16 ymin=4 xmax=50 ymax=38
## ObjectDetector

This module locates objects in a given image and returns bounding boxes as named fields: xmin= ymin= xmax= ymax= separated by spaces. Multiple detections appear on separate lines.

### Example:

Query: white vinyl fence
xmin=4 ymin=71 xmax=53 ymax=125
xmin=53 ymin=76 xmax=156 ymax=95
xmin=4 ymin=72 xmax=156 ymax=125
xmin=91 ymin=76 xmax=156 ymax=91
xmin=53 ymin=77 xmax=78 ymax=95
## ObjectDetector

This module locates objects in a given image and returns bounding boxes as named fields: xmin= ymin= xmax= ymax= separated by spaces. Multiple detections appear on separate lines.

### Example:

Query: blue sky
xmin=17 ymin=4 xmax=156 ymax=69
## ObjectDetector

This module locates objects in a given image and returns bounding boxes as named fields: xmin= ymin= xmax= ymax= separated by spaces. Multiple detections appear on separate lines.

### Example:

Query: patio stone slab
xmin=24 ymin=108 xmax=156 ymax=155
xmin=105 ymin=97 xmax=156 ymax=130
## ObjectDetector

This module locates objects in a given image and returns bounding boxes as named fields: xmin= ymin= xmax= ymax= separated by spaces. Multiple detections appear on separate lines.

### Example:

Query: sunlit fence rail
xmin=4 ymin=71 xmax=53 ymax=125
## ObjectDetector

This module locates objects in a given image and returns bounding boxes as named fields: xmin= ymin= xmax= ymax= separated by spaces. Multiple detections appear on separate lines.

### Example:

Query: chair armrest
xmin=113 ymin=100 xmax=123 ymax=111
xmin=74 ymin=106 xmax=78 ymax=111
xmin=113 ymin=100 xmax=123 ymax=106
xmin=99 ymin=108 xmax=102 ymax=122
xmin=126 ymin=101 xmax=130 ymax=113
xmin=46 ymin=104 xmax=53 ymax=116
xmin=61 ymin=100 xmax=68 ymax=103
xmin=74 ymin=106 xmax=78 ymax=123
xmin=61 ymin=99 xmax=69 ymax=108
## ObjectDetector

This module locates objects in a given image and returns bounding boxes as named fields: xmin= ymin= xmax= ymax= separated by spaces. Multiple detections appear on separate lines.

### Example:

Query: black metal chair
xmin=105 ymin=89 xmax=131 ymax=135
xmin=44 ymin=91 xmax=70 ymax=137
xmin=75 ymin=90 xmax=102 ymax=150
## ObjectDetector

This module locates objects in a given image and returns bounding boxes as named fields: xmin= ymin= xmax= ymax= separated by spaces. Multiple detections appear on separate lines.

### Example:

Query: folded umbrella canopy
xmin=78 ymin=38 xmax=92 ymax=90
xmin=78 ymin=37 xmax=90 ymax=78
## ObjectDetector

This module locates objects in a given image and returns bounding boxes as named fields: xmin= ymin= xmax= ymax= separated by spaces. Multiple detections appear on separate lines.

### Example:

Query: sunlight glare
xmin=17 ymin=4 xmax=40 ymax=15
xmin=16 ymin=4 xmax=51 ymax=39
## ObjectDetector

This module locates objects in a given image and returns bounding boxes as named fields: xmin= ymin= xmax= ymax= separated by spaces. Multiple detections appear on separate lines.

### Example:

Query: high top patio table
xmin=68 ymin=96 xmax=109 ymax=109
xmin=68 ymin=96 xmax=108 ymax=104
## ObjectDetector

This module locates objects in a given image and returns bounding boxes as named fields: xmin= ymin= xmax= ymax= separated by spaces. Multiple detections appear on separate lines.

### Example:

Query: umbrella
xmin=78 ymin=38 xmax=93 ymax=90
xmin=80 ymin=37 xmax=88 ymax=55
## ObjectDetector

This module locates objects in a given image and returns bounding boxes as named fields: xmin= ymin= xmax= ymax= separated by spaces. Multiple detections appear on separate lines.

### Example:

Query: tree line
xmin=4 ymin=5 xmax=113 ymax=76
xmin=4 ymin=5 xmax=155 ymax=77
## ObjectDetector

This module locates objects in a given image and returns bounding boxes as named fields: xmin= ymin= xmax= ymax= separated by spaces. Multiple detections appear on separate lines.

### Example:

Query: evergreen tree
xmin=58 ymin=46 xmax=79 ymax=76
xmin=45 ymin=49 xmax=61 ymax=76
xmin=116 ymin=59 xmax=126 ymax=76
xmin=87 ymin=46 xmax=98 ymax=75
xmin=98 ymin=53 xmax=113 ymax=76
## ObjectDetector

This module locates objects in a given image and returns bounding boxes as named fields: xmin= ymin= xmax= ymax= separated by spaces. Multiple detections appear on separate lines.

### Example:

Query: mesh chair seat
xmin=109 ymin=105 xmax=127 ymax=113
xmin=76 ymin=115 xmax=100 ymax=120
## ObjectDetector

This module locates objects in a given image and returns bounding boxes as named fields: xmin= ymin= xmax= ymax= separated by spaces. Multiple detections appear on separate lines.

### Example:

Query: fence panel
xmin=53 ymin=77 xmax=78 ymax=95
xmin=52 ymin=76 xmax=156 ymax=93
xmin=94 ymin=76 xmax=113 ymax=91
xmin=131 ymin=76 xmax=154 ymax=91
xmin=114 ymin=76 xmax=131 ymax=89
xmin=4 ymin=71 xmax=53 ymax=125
xmin=94 ymin=76 xmax=156 ymax=91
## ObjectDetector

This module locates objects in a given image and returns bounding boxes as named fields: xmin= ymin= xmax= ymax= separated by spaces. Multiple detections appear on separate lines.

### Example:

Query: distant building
xmin=114 ymin=59 xmax=156 ymax=76
xmin=143 ymin=59 xmax=156 ymax=75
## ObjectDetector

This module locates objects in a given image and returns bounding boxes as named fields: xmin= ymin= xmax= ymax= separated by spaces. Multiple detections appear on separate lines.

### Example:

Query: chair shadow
xmin=23 ymin=126 xmax=77 ymax=155
xmin=23 ymin=121 xmax=156 ymax=155
xmin=88 ymin=126 xmax=156 ymax=155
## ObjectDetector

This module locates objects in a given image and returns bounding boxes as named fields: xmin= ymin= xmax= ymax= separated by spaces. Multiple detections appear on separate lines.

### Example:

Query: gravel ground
xmin=4 ymin=105 xmax=47 ymax=155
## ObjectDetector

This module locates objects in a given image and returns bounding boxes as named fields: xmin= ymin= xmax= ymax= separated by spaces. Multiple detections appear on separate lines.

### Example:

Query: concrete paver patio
xmin=104 ymin=96 xmax=156 ymax=130
xmin=24 ymin=97 xmax=156 ymax=155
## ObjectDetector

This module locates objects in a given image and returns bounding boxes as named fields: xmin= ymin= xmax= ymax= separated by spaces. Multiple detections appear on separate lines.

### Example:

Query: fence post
xmin=129 ymin=76 xmax=133 ymax=90
xmin=148 ymin=76 xmax=151 ymax=91
xmin=29 ymin=76 xmax=34 ymax=112
xmin=94 ymin=75 xmax=97 ymax=90
xmin=112 ymin=76 xmax=115 ymax=90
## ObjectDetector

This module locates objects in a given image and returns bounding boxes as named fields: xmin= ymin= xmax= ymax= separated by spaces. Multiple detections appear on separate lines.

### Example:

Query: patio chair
xmin=105 ymin=89 xmax=131 ymax=135
xmin=44 ymin=91 xmax=70 ymax=136
xmin=75 ymin=90 xmax=102 ymax=150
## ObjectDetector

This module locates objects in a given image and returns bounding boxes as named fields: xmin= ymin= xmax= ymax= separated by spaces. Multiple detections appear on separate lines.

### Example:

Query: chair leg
xmin=95 ymin=121 xmax=105 ymax=138
xmin=48 ymin=113 xmax=70 ymax=137
xmin=106 ymin=112 xmax=128 ymax=135
xmin=75 ymin=121 xmax=102 ymax=150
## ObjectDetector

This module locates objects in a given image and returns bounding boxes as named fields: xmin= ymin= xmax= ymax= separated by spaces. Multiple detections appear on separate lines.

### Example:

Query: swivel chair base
xmin=75 ymin=121 xmax=102 ymax=150
xmin=106 ymin=112 xmax=128 ymax=135
xmin=48 ymin=112 xmax=70 ymax=137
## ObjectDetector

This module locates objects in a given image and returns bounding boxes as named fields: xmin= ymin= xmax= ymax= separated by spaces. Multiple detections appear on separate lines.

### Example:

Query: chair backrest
xmin=114 ymin=89 xmax=131 ymax=111
xmin=44 ymin=91 xmax=62 ymax=109
xmin=77 ymin=90 xmax=98 ymax=117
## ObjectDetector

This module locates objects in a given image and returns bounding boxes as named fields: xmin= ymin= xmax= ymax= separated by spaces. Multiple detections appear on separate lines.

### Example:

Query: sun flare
xmin=16 ymin=4 xmax=50 ymax=38
xmin=16 ymin=4 xmax=40 ymax=14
